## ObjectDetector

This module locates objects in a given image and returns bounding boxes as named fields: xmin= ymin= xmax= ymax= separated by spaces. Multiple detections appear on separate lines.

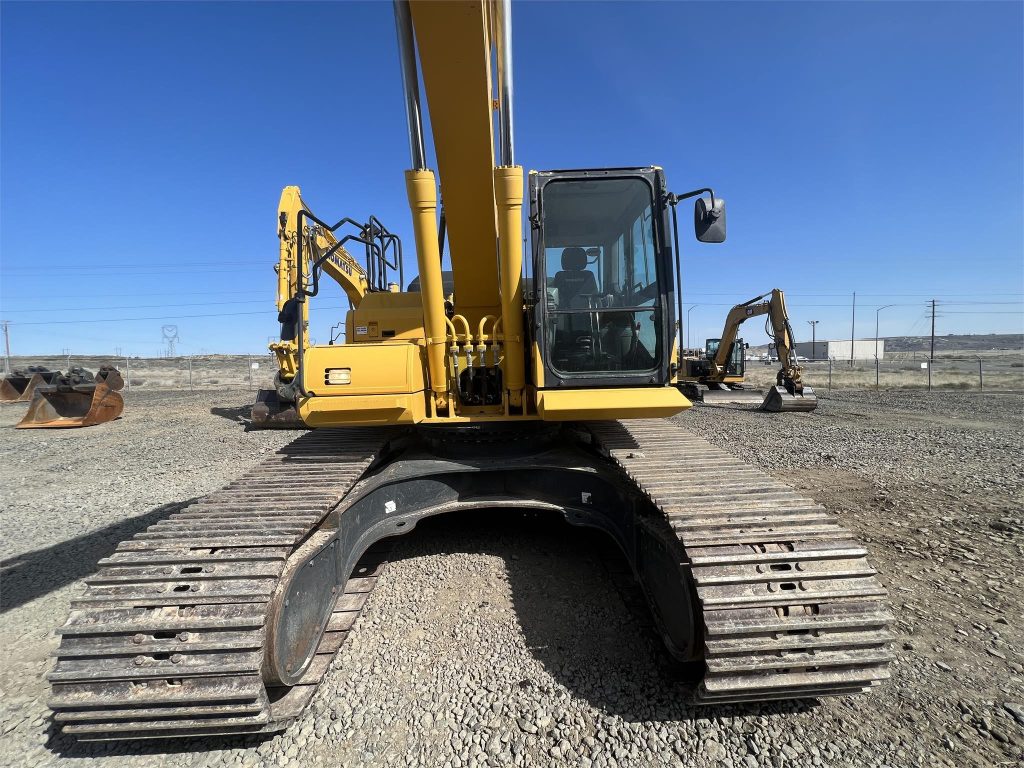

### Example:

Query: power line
xmin=9 ymin=311 xmax=270 ymax=326
xmin=1 ymin=260 xmax=261 ymax=271
xmin=940 ymin=301 xmax=1024 ymax=305
xmin=7 ymin=306 xmax=347 ymax=326
xmin=4 ymin=298 xmax=1006 ymax=314
xmin=4 ymin=299 xmax=267 ymax=314
xmin=0 ymin=289 xmax=267 ymax=301
xmin=682 ymin=291 xmax=1024 ymax=297
xmin=1 ymin=268 xmax=262 ymax=276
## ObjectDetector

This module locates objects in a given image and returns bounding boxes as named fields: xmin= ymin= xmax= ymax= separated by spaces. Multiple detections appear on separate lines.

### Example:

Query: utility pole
xmin=1 ymin=321 xmax=10 ymax=375
xmin=807 ymin=320 xmax=819 ymax=361
xmin=929 ymin=299 xmax=936 ymax=362
xmin=850 ymin=291 xmax=856 ymax=367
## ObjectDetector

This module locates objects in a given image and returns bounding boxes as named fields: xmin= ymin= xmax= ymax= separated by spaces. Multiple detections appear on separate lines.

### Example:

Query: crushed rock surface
xmin=0 ymin=388 xmax=1021 ymax=767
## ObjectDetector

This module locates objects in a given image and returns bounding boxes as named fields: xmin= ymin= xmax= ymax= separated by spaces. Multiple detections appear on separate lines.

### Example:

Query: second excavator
xmin=678 ymin=289 xmax=818 ymax=411
xmin=49 ymin=0 xmax=889 ymax=741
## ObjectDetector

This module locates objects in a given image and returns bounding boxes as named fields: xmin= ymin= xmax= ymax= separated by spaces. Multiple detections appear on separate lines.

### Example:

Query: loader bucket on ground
xmin=1 ymin=370 xmax=62 ymax=402
xmin=250 ymin=388 xmax=306 ymax=429
xmin=0 ymin=374 xmax=32 ymax=402
xmin=16 ymin=382 xmax=124 ymax=429
xmin=761 ymin=384 xmax=818 ymax=412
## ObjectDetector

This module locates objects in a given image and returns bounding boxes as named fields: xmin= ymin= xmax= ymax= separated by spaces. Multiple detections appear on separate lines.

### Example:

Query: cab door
xmin=528 ymin=167 xmax=677 ymax=391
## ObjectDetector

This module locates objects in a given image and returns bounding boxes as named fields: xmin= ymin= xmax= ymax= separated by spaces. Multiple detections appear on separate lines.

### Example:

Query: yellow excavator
xmin=49 ymin=1 xmax=889 ymax=741
xmin=679 ymin=289 xmax=818 ymax=411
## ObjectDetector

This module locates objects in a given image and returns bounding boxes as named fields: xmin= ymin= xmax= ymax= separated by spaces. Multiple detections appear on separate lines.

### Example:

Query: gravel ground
xmin=1 ymin=388 xmax=1021 ymax=767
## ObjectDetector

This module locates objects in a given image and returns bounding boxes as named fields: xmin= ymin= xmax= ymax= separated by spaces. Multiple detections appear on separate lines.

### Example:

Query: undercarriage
xmin=49 ymin=420 xmax=891 ymax=740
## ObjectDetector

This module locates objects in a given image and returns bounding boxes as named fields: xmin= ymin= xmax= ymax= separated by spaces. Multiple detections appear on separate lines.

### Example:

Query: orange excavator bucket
xmin=16 ymin=367 xmax=125 ymax=429
xmin=0 ymin=368 xmax=62 ymax=403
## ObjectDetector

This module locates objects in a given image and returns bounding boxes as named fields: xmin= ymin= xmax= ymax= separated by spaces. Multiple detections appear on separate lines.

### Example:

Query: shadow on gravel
xmin=210 ymin=404 xmax=253 ymax=425
xmin=43 ymin=720 xmax=273 ymax=760
xmin=391 ymin=510 xmax=813 ymax=724
xmin=0 ymin=499 xmax=193 ymax=613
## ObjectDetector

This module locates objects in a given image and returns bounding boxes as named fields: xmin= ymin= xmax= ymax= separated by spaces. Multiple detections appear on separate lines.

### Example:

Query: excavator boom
xmin=253 ymin=187 xmax=396 ymax=427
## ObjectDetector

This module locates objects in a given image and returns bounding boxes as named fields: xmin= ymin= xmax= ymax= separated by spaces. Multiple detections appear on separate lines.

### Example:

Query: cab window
xmin=540 ymin=178 xmax=662 ymax=375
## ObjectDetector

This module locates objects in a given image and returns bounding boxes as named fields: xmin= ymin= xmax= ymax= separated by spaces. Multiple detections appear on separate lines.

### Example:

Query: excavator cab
xmin=530 ymin=168 xmax=677 ymax=389
xmin=705 ymin=337 xmax=746 ymax=378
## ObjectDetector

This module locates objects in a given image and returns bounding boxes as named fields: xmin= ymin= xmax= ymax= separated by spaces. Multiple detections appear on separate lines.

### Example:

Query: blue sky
xmin=2 ymin=0 xmax=1021 ymax=356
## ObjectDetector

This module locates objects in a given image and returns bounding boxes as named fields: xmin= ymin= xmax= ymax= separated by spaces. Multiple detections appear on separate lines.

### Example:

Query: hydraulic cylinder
xmin=405 ymin=169 xmax=449 ymax=412
xmin=494 ymin=165 xmax=525 ymax=408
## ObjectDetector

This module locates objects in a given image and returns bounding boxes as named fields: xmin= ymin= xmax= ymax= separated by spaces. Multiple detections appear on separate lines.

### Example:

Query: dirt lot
xmin=1 ymin=389 xmax=1021 ymax=767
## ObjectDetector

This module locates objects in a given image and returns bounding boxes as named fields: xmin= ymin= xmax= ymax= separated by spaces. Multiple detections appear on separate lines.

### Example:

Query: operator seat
xmin=549 ymin=247 xmax=600 ymax=371
xmin=551 ymin=247 xmax=598 ymax=309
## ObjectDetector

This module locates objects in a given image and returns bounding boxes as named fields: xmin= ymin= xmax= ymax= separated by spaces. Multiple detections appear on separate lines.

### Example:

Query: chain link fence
xmin=742 ymin=356 xmax=1024 ymax=391
xmin=5 ymin=355 xmax=279 ymax=391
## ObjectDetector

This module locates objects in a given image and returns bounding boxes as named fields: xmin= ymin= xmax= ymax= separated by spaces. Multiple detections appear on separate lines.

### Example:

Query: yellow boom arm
xmin=712 ymin=288 xmax=804 ymax=387
xmin=275 ymin=185 xmax=369 ymax=311
xmin=270 ymin=186 xmax=370 ymax=381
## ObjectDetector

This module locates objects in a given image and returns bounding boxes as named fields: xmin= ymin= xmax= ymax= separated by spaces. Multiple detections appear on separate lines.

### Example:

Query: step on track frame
xmin=588 ymin=419 xmax=892 ymax=703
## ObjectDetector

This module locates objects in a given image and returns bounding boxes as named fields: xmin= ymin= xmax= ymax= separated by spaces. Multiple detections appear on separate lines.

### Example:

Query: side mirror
xmin=278 ymin=297 xmax=301 ymax=341
xmin=694 ymin=196 xmax=726 ymax=243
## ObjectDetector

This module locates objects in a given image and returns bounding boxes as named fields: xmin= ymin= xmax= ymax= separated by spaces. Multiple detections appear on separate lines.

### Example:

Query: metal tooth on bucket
xmin=16 ymin=366 xmax=125 ymax=429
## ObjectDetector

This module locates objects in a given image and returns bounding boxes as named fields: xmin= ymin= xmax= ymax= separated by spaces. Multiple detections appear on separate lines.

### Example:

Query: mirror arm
xmin=668 ymin=187 xmax=716 ymax=210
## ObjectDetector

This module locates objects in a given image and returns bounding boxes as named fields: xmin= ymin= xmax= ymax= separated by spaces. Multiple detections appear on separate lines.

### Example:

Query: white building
xmin=826 ymin=339 xmax=885 ymax=360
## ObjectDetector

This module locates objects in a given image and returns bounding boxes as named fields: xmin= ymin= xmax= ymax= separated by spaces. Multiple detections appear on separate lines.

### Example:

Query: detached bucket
xmin=250 ymin=388 xmax=306 ymax=429
xmin=761 ymin=385 xmax=818 ymax=413
xmin=17 ymin=381 xmax=124 ymax=429
xmin=1 ymin=369 xmax=61 ymax=403
xmin=0 ymin=373 xmax=33 ymax=402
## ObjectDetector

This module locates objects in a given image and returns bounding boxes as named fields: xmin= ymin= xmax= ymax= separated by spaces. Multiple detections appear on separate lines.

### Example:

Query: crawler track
xmin=49 ymin=429 xmax=393 ymax=740
xmin=589 ymin=419 xmax=892 ymax=703
xmin=50 ymin=418 xmax=891 ymax=742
